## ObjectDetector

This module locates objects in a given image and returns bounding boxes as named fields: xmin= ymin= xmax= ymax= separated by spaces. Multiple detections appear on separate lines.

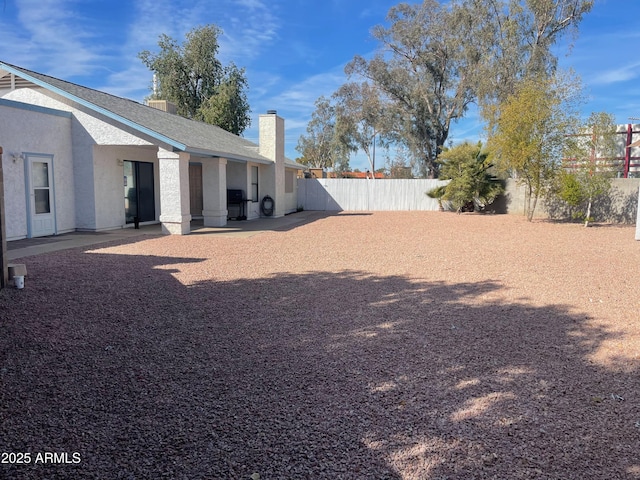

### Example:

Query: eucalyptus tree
xmin=345 ymin=0 xmax=593 ymax=178
xmin=473 ymin=0 xmax=594 ymax=124
xmin=333 ymin=81 xmax=389 ymax=177
xmin=346 ymin=0 xmax=484 ymax=178
xmin=139 ymin=25 xmax=251 ymax=135
xmin=296 ymin=96 xmax=349 ymax=170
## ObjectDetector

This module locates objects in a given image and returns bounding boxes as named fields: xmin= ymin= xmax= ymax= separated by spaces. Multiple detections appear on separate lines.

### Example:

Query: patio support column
xmin=158 ymin=148 xmax=191 ymax=235
xmin=202 ymin=157 xmax=227 ymax=227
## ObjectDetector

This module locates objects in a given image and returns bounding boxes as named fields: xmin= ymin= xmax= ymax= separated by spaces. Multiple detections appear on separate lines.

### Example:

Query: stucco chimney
xmin=259 ymin=111 xmax=285 ymax=217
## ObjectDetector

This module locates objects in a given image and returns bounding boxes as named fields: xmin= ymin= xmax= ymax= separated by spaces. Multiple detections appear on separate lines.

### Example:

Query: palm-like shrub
xmin=427 ymin=142 xmax=503 ymax=212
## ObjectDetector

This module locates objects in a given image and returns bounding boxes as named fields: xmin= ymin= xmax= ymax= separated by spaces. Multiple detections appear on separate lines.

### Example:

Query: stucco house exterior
xmin=0 ymin=61 xmax=302 ymax=240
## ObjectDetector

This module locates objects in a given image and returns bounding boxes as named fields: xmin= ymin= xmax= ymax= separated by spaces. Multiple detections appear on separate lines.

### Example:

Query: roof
xmin=0 ymin=61 xmax=302 ymax=168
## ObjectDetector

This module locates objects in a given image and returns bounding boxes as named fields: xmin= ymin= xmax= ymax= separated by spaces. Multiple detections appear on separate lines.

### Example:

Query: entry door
xmin=26 ymin=154 xmax=56 ymax=237
xmin=124 ymin=160 xmax=155 ymax=224
xmin=189 ymin=163 xmax=203 ymax=217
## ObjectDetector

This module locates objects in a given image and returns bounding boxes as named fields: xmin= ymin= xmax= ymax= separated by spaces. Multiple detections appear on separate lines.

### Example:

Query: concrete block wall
xmin=503 ymin=178 xmax=640 ymax=224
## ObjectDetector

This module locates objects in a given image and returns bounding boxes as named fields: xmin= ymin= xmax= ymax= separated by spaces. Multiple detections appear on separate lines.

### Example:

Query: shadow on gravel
xmin=1 ymin=247 xmax=639 ymax=479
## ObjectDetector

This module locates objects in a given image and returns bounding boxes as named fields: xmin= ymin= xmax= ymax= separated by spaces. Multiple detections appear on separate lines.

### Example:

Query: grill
xmin=227 ymin=189 xmax=247 ymax=220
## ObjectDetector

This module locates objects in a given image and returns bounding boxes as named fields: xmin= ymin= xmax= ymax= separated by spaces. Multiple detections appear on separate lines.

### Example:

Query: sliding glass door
xmin=124 ymin=160 xmax=155 ymax=224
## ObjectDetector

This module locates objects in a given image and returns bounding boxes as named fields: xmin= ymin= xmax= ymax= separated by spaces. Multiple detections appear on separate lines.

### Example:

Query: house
xmin=332 ymin=171 xmax=386 ymax=179
xmin=305 ymin=168 xmax=386 ymax=179
xmin=0 ymin=61 xmax=303 ymax=240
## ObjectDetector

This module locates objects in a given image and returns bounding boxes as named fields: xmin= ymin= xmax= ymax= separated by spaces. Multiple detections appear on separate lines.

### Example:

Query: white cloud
xmin=216 ymin=0 xmax=281 ymax=63
xmin=94 ymin=0 xmax=281 ymax=101
xmin=590 ymin=62 xmax=640 ymax=86
xmin=264 ymin=69 xmax=346 ymax=113
xmin=7 ymin=0 xmax=105 ymax=76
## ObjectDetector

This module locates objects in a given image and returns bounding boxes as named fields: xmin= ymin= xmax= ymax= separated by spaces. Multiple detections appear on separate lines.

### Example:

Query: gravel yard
xmin=1 ymin=211 xmax=639 ymax=479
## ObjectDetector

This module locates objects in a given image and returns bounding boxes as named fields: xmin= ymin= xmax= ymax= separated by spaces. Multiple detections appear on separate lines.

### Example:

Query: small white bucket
xmin=14 ymin=275 xmax=24 ymax=289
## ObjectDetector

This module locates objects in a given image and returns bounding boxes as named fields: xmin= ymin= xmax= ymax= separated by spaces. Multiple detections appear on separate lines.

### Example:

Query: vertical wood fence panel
xmin=297 ymin=179 xmax=447 ymax=211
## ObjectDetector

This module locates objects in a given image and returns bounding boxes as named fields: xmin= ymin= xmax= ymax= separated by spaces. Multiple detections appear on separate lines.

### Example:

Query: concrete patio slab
xmin=6 ymin=211 xmax=326 ymax=260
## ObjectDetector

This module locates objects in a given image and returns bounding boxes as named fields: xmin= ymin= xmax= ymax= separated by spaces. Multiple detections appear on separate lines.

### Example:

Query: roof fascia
xmin=185 ymin=146 xmax=273 ymax=164
xmin=0 ymin=97 xmax=71 ymax=118
xmin=0 ymin=63 xmax=187 ymax=152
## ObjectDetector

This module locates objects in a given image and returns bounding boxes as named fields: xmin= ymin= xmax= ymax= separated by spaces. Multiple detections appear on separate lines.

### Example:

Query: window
xmin=251 ymin=166 xmax=259 ymax=201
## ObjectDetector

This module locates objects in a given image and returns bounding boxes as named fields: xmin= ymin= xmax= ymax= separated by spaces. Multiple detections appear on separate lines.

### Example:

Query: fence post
xmin=0 ymin=146 xmax=7 ymax=288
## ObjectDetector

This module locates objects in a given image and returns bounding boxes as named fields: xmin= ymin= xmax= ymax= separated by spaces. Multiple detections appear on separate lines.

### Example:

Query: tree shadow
xmin=544 ymin=185 xmax=638 ymax=224
xmin=598 ymin=186 xmax=638 ymax=224
xmin=0 ymin=247 xmax=639 ymax=479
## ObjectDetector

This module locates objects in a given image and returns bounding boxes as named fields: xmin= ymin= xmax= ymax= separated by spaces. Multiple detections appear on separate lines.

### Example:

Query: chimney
xmin=147 ymin=99 xmax=177 ymax=115
xmin=259 ymin=110 xmax=285 ymax=217
xmin=259 ymin=110 xmax=284 ymax=162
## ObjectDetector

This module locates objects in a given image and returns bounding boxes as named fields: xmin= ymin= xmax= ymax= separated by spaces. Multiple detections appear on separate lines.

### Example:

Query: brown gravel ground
xmin=1 ymin=211 xmax=640 ymax=480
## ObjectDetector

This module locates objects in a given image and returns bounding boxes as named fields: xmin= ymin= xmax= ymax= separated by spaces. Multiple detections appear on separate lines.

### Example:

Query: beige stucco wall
xmin=502 ymin=178 xmax=640 ymax=223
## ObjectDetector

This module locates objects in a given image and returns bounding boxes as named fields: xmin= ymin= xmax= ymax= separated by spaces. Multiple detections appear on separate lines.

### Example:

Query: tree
xmin=139 ymin=25 xmax=251 ymax=135
xmin=296 ymin=97 xmax=349 ymax=171
xmin=333 ymin=82 xmax=388 ymax=177
xmin=487 ymin=73 xmax=580 ymax=221
xmin=428 ymin=141 xmax=503 ymax=212
xmin=557 ymin=111 xmax=618 ymax=226
xmin=473 ymin=0 xmax=594 ymax=125
xmin=198 ymin=63 xmax=250 ymax=135
xmin=346 ymin=0 xmax=483 ymax=178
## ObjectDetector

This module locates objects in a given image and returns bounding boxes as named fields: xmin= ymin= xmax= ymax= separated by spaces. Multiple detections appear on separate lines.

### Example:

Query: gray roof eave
xmin=1 ymin=62 xmax=274 ymax=164
xmin=0 ymin=62 xmax=188 ymax=152
xmin=285 ymin=159 xmax=306 ymax=169
xmin=185 ymin=146 xmax=273 ymax=164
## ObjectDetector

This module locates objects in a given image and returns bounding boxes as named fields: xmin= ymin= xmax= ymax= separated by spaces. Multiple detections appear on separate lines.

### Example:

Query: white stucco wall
xmin=284 ymin=168 xmax=299 ymax=214
xmin=1 ymin=86 xmax=294 ymax=233
xmin=636 ymin=186 xmax=640 ymax=240
xmin=1 ymin=88 xmax=154 ymax=147
xmin=0 ymin=101 xmax=74 ymax=240
xmin=227 ymin=160 xmax=247 ymax=191
xmin=92 ymin=145 xmax=159 ymax=230
xmin=259 ymin=113 xmax=285 ymax=217
xmin=1 ymin=87 xmax=158 ymax=231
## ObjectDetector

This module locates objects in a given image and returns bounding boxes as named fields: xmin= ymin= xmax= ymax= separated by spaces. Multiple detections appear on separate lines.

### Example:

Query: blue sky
xmin=0 ymin=0 xmax=637 ymax=171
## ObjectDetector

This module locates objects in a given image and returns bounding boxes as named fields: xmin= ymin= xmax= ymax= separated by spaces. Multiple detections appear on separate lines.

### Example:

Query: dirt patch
xmin=1 ymin=212 xmax=639 ymax=479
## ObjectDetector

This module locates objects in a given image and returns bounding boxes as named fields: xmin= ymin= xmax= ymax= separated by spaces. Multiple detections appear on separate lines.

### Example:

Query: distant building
xmin=563 ymin=123 xmax=640 ymax=178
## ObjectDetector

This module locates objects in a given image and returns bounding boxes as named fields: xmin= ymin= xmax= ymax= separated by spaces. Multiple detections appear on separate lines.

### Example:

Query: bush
xmin=427 ymin=142 xmax=503 ymax=212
